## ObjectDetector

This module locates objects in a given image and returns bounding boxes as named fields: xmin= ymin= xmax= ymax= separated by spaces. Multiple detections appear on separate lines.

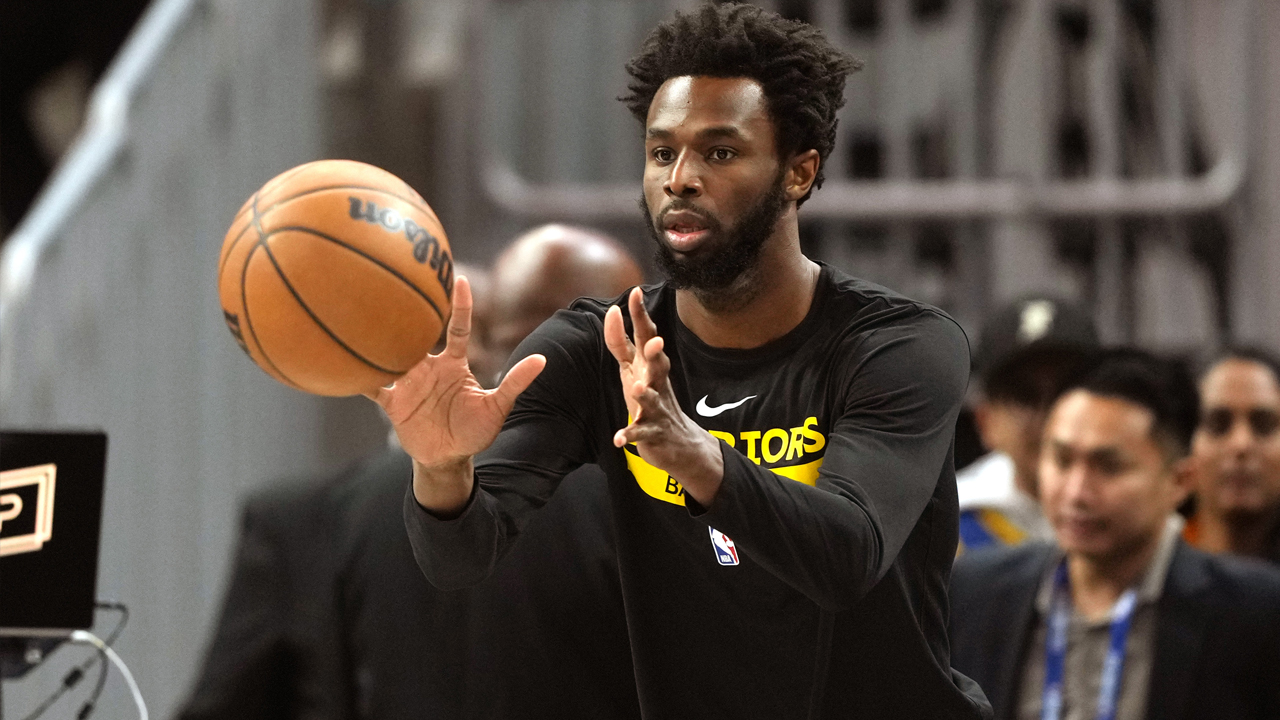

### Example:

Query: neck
xmin=675 ymin=214 xmax=820 ymax=349
xmin=1013 ymin=467 xmax=1039 ymax=501
xmin=1196 ymin=507 xmax=1280 ymax=558
xmin=1067 ymin=531 xmax=1162 ymax=620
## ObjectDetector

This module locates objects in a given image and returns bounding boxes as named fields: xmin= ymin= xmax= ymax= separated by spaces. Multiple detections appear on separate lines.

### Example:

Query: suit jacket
xmin=177 ymin=475 xmax=350 ymax=720
xmin=948 ymin=540 xmax=1280 ymax=720
xmin=178 ymin=450 xmax=640 ymax=720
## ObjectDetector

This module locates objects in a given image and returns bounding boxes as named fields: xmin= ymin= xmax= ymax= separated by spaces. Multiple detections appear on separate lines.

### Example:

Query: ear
xmin=972 ymin=400 xmax=996 ymax=448
xmin=1167 ymin=456 xmax=1196 ymax=509
xmin=784 ymin=149 xmax=821 ymax=202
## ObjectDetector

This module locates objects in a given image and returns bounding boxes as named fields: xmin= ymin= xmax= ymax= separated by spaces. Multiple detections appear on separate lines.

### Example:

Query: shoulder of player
xmin=823 ymin=267 xmax=968 ymax=349
xmin=546 ymin=282 xmax=670 ymax=345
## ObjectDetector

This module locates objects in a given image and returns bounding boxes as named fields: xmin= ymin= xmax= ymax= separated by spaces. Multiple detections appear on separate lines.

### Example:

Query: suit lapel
xmin=993 ymin=546 xmax=1056 ymax=720
xmin=1144 ymin=543 xmax=1213 ymax=720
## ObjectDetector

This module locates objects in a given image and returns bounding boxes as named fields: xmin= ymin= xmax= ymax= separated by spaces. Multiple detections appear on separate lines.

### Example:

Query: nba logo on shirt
xmin=708 ymin=527 xmax=739 ymax=566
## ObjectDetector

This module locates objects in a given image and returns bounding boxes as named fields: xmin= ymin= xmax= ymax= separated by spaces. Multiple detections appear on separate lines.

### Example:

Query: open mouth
xmin=661 ymin=211 xmax=714 ymax=252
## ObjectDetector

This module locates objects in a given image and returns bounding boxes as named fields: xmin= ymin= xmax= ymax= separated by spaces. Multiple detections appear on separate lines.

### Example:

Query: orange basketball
xmin=218 ymin=160 xmax=453 ymax=396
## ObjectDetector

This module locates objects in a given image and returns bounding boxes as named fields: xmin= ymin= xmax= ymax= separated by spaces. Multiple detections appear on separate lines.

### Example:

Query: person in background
xmin=958 ymin=297 xmax=1099 ymax=551
xmin=177 ymin=225 xmax=645 ymax=720
xmin=483 ymin=223 xmax=650 ymax=387
xmin=949 ymin=349 xmax=1280 ymax=720
xmin=1187 ymin=348 xmax=1280 ymax=563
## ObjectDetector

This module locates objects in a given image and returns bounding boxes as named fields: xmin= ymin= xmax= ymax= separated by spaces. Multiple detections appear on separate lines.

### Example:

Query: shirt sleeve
xmin=403 ymin=309 xmax=602 ymax=590
xmin=692 ymin=310 xmax=970 ymax=611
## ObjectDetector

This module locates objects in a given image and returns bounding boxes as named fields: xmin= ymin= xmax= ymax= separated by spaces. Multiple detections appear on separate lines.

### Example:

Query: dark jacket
xmin=177 ymin=450 xmax=639 ymax=720
xmin=949 ymin=540 xmax=1280 ymax=720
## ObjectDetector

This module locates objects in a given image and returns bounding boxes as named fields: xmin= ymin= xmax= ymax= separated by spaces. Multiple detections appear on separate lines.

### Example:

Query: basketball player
xmin=371 ymin=5 xmax=990 ymax=718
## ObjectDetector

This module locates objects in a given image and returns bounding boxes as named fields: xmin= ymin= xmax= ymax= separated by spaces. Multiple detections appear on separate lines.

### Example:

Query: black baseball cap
xmin=976 ymin=296 xmax=1100 ymax=405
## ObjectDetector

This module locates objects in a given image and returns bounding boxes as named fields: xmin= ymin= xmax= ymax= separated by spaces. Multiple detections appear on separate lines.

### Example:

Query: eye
xmin=709 ymin=147 xmax=736 ymax=161
xmin=652 ymin=148 xmax=675 ymax=163
xmin=1249 ymin=409 xmax=1280 ymax=438
xmin=1201 ymin=409 xmax=1233 ymax=437
xmin=1053 ymin=447 xmax=1072 ymax=470
xmin=1094 ymin=456 xmax=1125 ymax=477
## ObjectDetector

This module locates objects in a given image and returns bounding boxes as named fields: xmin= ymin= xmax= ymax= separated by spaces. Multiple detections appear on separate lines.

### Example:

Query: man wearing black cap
xmin=958 ymin=297 xmax=1099 ymax=551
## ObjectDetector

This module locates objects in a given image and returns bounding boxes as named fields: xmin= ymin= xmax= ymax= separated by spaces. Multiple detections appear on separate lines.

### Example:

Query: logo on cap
xmin=1018 ymin=300 xmax=1057 ymax=343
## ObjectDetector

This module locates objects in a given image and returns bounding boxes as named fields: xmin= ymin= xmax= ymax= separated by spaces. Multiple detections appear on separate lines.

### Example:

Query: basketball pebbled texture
xmin=218 ymin=159 xmax=454 ymax=396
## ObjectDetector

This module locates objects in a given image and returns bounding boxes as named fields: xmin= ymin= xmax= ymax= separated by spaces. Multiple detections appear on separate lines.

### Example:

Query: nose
xmin=1058 ymin=464 xmax=1095 ymax=509
xmin=664 ymin=151 xmax=702 ymax=198
xmin=1227 ymin=416 xmax=1255 ymax=454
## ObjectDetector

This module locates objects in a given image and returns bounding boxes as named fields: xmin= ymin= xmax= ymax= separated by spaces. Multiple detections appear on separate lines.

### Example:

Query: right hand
xmin=365 ymin=275 xmax=546 ymax=511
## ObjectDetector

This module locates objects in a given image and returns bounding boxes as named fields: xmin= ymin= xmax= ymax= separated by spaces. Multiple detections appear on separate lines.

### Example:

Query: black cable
xmin=76 ymin=602 xmax=128 ymax=720
xmin=17 ymin=664 xmax=85 ymax=720
xmin=95 ymin=601 xmax=129 ymax=646
xmin=75 ymin=645 xmax=108 ymax=717
xmin=17 ymin=601 xmax=130 ymax=720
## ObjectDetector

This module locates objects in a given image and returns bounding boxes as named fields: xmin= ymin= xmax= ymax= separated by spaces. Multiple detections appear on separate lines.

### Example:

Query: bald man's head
xmin=488 ymin=224 xmax=644 ymax=369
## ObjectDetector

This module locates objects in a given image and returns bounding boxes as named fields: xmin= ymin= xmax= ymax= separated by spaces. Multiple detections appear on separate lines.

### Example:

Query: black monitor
xmin=0 ymin=430 xmax=108 ymax=637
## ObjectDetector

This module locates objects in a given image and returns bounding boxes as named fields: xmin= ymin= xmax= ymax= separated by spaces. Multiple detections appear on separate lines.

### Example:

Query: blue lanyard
xmin=1041 ymin=561 xmax=1138 ymax=720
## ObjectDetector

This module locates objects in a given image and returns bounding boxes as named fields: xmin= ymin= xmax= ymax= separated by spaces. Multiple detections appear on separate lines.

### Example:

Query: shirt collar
xmin=1035 ymin=514 xmax=1185 ymax=618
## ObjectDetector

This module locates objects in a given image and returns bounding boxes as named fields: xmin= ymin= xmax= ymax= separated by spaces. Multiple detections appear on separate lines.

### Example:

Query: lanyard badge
xmin=1041 ymin=561 xmax=1138 ymax=720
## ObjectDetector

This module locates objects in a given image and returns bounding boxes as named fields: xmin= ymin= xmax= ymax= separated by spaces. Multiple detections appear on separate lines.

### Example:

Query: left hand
xmin=604 ymin=288 xmax=724 ymax=505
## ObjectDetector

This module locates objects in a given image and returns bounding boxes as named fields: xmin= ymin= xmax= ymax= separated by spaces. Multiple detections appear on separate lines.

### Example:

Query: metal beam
xmin=483 ymin=154 xmax=1244 ymax=222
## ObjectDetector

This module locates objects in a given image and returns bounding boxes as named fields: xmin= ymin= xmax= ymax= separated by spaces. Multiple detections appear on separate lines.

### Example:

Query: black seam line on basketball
xmin=254 ymin=184 xmax=436 ymax=224
xmin=218 ymin=217 xmax=255 ymax=279
xmin=257 ymin=237 xmax=404 ymax=376
xmin=219 ymin=163 xmax=316 ymax=278
xmin=224 ymin=185 xmax=437 ymax=279
xmin=239 ymin=242 xmax=306 ymax=392
xmin=251 ymin=189 xmax=267 ymax=238
xmin=270 ymin=225 xmax=446 ymax=324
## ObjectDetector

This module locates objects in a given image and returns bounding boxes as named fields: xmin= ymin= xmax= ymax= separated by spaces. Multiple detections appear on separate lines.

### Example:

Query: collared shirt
xmin=957 ymin=451 xmax=1055 ymax=552
xmin=1015 ymin=516 xmax=1184 ymax=720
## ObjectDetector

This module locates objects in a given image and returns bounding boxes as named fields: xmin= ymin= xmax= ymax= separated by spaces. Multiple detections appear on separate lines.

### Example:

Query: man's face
xmin=973 ymin=400 xmax=1047 ymax=498
xmin=1191 ymin=359 xmax=1280 ymax=519
xmin=641 ymin=76 xmax=787 ymax=292
xmin=1039 ymin=390 xmax=1190 ymax=563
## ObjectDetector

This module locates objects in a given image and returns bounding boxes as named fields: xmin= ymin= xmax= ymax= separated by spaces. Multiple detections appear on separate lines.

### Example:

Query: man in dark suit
xmin=950 ymin=349 xmax=1280 ymax=720
xmin=177 ymin=225 xmax=646 ymax=720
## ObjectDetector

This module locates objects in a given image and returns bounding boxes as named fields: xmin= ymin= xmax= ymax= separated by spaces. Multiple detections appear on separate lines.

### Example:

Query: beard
xmin=640 ymin=173 xmax=787 ymax=297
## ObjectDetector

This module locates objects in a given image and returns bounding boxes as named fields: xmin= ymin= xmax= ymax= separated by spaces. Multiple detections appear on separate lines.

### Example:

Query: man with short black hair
xmin=1187 ymin=347 xmax=1280 ymax=562
xmin=950 ymin=349 xmax=1280 ymax=720
xmin=374 ymin=4 xmax=989 ymax=718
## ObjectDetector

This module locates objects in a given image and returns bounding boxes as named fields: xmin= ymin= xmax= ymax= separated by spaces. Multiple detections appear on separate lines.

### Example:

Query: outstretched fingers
xmin=491 ymin=353 xmax=547 ymax=415
xmin=603 ymin=304 xmax=635 ymax=366
xmin=628 ymin=287 xmax=658 ymax=354
xmin=443 ymin=275 xmax=473 ymax=360
xmin=641 ymin=335 xmax=671 ymax=389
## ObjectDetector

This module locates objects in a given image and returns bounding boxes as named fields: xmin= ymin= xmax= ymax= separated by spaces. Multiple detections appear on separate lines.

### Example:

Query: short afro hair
xmin=620 ymin=2 xmax=861 ymax=206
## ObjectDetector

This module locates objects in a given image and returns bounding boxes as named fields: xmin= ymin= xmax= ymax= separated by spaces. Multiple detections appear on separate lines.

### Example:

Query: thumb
xmin=491 ymin=354 xmax=547 ymax=414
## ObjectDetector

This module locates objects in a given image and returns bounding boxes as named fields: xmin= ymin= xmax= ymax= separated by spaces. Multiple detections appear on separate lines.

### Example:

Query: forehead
xmin=1201 ymin=358 xmax=1280 ymax=407
xmin=1046 ymin=390 xmax=1156 ymax=451
xmin=646 ymin=76 xmax=773 ymax=137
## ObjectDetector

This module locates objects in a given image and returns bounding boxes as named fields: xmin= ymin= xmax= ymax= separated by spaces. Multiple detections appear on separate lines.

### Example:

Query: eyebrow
xmin=1049 ymin=440 xmax=1126 ymax=462
xmin=645 ymin=125 xmax=749 ymax=142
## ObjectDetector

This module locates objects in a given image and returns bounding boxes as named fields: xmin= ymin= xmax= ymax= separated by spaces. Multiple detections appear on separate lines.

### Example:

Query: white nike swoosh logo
xmin=695 ymin=394 xmax=757 ymax=417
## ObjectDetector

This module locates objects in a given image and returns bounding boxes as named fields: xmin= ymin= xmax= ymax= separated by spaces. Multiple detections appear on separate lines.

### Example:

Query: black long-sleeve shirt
xmin=405 ymin=263 xmax=992 ymax=719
